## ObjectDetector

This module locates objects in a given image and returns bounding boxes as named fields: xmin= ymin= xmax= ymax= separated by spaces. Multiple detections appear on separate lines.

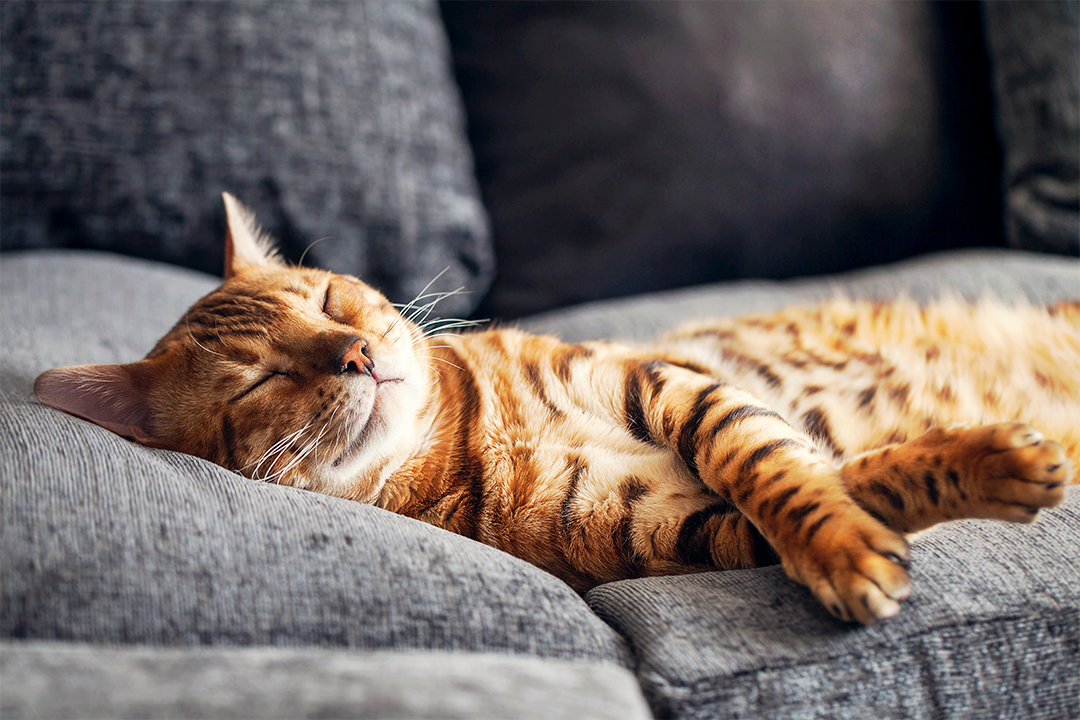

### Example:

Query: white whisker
xmin=297 ymin=236 xmax=335 ymax=269
xmin=428 ymin=356 xmax=465 ymax=372
xmin=186 ymin=317 xmax=225 ymax=357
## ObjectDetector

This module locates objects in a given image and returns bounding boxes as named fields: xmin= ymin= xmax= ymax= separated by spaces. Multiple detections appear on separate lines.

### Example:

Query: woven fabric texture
xmin=587 ymin=492 xmax=1080 ymax=719
xmin=0 ymin=644 xmax=652 ymax=720
xmin=3 ymin=248 xmax=1079 ymax=719
xmin=0 ymin=252 xmax=627 ymax=665
xmin=0 ymin=1 xmax=493 ymax=317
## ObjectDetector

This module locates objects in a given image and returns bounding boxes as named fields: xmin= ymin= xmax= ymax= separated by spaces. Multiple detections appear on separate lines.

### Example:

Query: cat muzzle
xmin=339 ymin=337 xmax=375 ymax=378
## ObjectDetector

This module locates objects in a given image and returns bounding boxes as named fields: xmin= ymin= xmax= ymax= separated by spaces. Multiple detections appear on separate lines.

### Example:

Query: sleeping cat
xmin=35 ymin=193 xmax=1079 ymax=625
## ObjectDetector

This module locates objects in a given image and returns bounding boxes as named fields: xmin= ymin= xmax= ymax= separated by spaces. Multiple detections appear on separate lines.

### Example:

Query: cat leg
xmin=839 ymin=423 xmax=1072 ymax=534
xmin=596 ymin=356 xmax=913 ymax=624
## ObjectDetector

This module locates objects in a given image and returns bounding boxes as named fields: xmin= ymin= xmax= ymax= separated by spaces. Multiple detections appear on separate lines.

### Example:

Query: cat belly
xmin=473 ymin=431 xmax=732 ymax=590
xmin=659 ymin=297 xmax=1080 ymax=468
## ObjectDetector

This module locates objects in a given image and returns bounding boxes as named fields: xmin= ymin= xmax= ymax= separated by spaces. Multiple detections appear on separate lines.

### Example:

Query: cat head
xmin=35 ymin=193 xmax=438 ymax=500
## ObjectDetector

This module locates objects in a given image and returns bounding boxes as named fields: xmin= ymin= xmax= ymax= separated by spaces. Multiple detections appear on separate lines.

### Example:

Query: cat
xmin=35 ymin=193 xmax=1079 ymax=625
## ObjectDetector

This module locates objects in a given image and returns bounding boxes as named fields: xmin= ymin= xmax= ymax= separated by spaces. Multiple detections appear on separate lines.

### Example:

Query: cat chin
xmin=313 ymin=382 xmax=432 ymax=501
xmin=327 ymin=378 xmax=404 ymax=467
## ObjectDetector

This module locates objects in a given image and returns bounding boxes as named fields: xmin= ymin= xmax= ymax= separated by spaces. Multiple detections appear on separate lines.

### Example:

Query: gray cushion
xmin=587 ymin=491 xmax=1080 ymax=720
xmin=0 ymin=1 xmax=492 ymax=317
xmin=0 ymin=643 xmax=652 ymax=720
xmin=983 ymin=0 xmax=1080 ymax=256
xmin=445 ymin=1 xmax=1006 ymax=318
xmin=0 ymin=251 xmax=628 ymax=666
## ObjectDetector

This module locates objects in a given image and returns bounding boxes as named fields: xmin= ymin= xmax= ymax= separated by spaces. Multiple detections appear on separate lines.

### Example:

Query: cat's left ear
xmin=222 ymin=192 xmax=285 ymax=279
xmin=34 ymin=361 xmax=165 ymax=447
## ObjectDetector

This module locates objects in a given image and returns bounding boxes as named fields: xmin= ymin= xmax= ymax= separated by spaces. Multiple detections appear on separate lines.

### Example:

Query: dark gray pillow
xmin=1 ymin=1 xmax=493 ymax=317
xmin=983 ymin=0 xmax=1080 ymax=257
xmin=443 ymin=1 xmax=1005 ymax=318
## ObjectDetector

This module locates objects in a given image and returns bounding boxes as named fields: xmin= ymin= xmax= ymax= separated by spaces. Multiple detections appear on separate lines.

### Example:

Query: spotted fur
xmin=35 ymin=195 xmax=1079 ymax=625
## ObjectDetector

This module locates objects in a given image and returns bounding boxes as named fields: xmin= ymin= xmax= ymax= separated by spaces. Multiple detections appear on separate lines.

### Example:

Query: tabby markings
xmin=738 ymin=438 xmax=801 ymax=477
xmin=675 ymin=383 xmax=727 ymax=472
xmin=554 ymin=344 xmax=594 ymax=382
xmin=800 ymin=407 xmax=842 ymax=456
xmin=869 ymin=480 xmax=906 ymax=512
xmin=888 ymin=384 xmax=911 ymax=407
xmin=923 ymin=471 xmax=940 ymax=506
xmin=721 ymin=348 xmax=783 ymax=389
xmin=802 ymin=512 xmax=834 ymax=544
xmin=560 ymin=455 xmax=588 ymax=544
xmin=615 ymin=476 xmax=650 ymax=577
xmin=523 ymin=359 xmax=565 ymax=420
xmin=221 ymin=414 xmax=239 ymax=469
xmin=624 ymin=360 xmax=669 ymax=445
xmin=676 ymin=501 xmax=736 ymax=566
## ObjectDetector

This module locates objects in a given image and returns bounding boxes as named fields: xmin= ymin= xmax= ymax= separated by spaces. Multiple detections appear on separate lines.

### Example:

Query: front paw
xmin=780 ymin=506 xmax=912 ymax=625
xmin=966 ymin=423 xmax=1072 ymax=522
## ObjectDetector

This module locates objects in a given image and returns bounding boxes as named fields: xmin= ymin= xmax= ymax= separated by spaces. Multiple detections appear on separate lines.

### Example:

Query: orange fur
xmin=35 ymin=195 xmax=1079 ymax=625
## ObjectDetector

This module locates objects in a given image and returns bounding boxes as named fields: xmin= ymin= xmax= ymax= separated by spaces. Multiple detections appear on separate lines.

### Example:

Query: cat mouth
xmin=330 ymin=377 xmax=403 ymax=467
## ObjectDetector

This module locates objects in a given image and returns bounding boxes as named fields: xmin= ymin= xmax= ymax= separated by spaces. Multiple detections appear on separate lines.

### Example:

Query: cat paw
xmin=781 ymin=506 xmax=912 ymax=625
xmin=966 ymin=423 xmax=1072 ymax=523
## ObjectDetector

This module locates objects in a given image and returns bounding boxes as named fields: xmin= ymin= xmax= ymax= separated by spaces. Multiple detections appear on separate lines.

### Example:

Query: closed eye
xmin=231 ymin=371 xmax=286 ymax=403
xmin=322 ymin=283 xmax=333 ymax=318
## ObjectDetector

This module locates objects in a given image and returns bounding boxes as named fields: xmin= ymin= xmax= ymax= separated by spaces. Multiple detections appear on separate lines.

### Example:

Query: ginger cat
xmin=36 ymin=194 xmax=1078 ymax=625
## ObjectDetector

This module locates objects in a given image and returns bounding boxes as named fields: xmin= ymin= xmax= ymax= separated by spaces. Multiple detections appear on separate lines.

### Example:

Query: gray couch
xmin=3 ymin=2 xmax=1078 ymax=718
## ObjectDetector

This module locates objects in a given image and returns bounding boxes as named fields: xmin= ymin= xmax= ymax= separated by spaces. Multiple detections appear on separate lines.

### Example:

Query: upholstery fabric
xmin=983 ymin=0 xmax=1080 ymax=256
xmin=587 ymin=491 xmax=1080 ymax=719
xmin=1 ymin=1 xmax=493 ymax=317
xmin=443 ymin=1 xmax=1004 ymax=318
xmin=0 ymin=252 xmax=629 ymax=665
xmin=1 ymin=644 xmax=652 ymax=720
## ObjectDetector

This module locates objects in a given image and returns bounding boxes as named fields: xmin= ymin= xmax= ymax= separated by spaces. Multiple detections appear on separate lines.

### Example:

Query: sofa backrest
xmin=444 ymin=1 xmax=1009 ymax=318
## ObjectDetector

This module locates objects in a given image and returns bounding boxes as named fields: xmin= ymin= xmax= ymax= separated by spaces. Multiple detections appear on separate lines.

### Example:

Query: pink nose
xmin=339 ymin=338 xmax=374 ymax=376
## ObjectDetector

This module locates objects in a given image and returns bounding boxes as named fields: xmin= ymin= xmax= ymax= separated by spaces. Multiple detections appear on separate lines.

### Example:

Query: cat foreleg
xmin=594 ymin=356 xmax=914 ymax=624
xmin=839 ymin=423 xmax=1072 ymax=534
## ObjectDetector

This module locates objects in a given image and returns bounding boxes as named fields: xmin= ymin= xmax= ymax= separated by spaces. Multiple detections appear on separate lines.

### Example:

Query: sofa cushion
xmin=586 ymin=491 xmax=1080 ymax=720
xmin=443 ymin=1 xmax=1005 ymax=318
xmin=0 ymin=251 xmax=628 ymax=665
xmin=983 ymin=0 xmax=1080 ymax=256
xmin=0 ymin=643 xmax=652 ymax=720
xmin=1 ymin=1 xmax=492 ymax=317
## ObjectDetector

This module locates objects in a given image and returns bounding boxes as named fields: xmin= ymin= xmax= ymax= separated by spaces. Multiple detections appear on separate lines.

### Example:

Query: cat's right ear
xmin=34 ymin=361 xmax=164 ymax=447
xmin=222 ymin=192 xmax=285 ymax=280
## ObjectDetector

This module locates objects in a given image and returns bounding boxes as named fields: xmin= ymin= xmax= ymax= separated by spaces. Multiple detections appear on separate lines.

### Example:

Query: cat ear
xmin=34 ymin=362 xmax=163 ymax=446
xmin=222 ymin=192 xmax=284 ymax=279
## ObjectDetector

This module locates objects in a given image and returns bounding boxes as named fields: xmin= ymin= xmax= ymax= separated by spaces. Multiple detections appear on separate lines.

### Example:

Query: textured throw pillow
xmin=982 ymin=0 xmax=1080 ymax=257
xmin=1 ymin=1 xmax=492 ymax=317
xmin=442 ymin=1 xmax=1005 ymax=318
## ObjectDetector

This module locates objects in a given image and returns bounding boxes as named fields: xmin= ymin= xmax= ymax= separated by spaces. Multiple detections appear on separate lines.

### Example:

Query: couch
xmin=2 ymin=2 xmax=1078 ymax=718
